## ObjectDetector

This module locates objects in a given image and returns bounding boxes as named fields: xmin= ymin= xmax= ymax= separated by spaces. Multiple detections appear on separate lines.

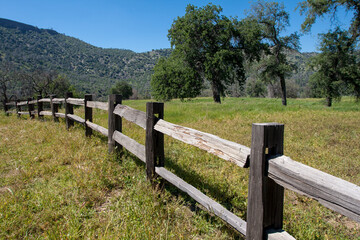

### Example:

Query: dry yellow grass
xmin=1 ymin=97 xmax=360 ymax=239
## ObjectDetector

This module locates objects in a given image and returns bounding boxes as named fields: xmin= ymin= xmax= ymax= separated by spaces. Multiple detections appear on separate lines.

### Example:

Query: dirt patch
xmin=327 ymin=214 xmax=360 ymax=231
xmin=95 ymin=189 xmax=123 ymax=213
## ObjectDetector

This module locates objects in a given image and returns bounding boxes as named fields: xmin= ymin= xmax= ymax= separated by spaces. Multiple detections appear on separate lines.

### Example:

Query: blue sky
xmin=0 ymin=0 xmax=354 ymax=53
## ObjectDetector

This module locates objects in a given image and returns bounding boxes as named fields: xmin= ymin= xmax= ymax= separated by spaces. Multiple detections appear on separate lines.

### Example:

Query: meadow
xmin=1 ymin=97 xmax=359 ymax=239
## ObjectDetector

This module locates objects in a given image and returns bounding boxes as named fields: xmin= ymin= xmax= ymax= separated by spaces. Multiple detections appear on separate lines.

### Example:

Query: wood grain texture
xmin=84 ymin=94 xmax=93 ymax=137
xmin=67 ymin=114 xmax=85 ymax=124
xmin=86 ymin=101 xmax=108 ymax=111
xmin=28 ymin=100 xmax=37 ymax=105
xmin=17 ymin=101 xmax=28 ymax=106
xmin=266 ymin=229 xmax=296 ymax=240
xmin=154 ymin=119 xmax=250 ymax=168
xmin=55 ymin=113 xmax=65 ymax=118
xmin=113 ymin=130 xmax=145 ymax=162
xmin=113 ymin=104 xmax=146 ymax=129
xmin=268 ymin=155 xmax=360 ymax=223
xmin=145 ymin=102 xmax=164 ymax=183
xmin=65 ymin=92 xmax=74 ymax=129
xmin=86 ymin=120 xmax=108 ymax=137
xmin=66 ymin=98 xmax=85 ymax=106
xmin=246 ymin=123 xmax=285 ymax=240
xmin=108 ymin=94 xmax=122 ymax=153
xmin=37 ymin=95 xmax=43 ymax=119
xmin=155 ymin=166 xmax=247 ymax=235
xmin=52 ymin=98 xmax=65 ymax=104
xmin=50 ymin=95 xmax=59 ymax=122
xmin=39 ymin=111 xmax=52 ymax=116
xmin=38 ymin=98 xmax=51 ymax=103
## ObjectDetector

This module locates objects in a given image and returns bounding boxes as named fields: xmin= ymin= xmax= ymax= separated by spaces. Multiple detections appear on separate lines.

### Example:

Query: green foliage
xmin=246 ymin=78 xmax=267 ymax=97
xmin=248 ymin=0 xmax=300 ymax=106
xmin=0 ymin=18 xmax=172 ymax=99
xmin=110 ymin=81 xmax=133 ymax=99
xmin=168 ymin=4 xmax=262 ymax=103
xmin=151 ymin=53 xmax=202 ymax=101
xmin=309 ymin=28 xmax=358 ymax=106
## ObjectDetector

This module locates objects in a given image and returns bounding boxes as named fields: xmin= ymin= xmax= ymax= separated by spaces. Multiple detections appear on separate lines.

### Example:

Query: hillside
xmin=0 ymin=18 xmax=171 ymax=99
xmin=0 ymin=18 xmax=316 ymax=99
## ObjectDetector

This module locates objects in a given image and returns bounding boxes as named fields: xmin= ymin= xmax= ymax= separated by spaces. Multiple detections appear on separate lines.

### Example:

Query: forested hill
xmin=0 ymin=18 xmax=316 ymax=99
xmin=0 ymin=18 xmax=171 ymax=98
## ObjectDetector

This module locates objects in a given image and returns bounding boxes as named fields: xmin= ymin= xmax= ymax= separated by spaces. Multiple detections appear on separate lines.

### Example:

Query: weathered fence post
xmin=65 ymin=92 xmax=74 ymax=129
xmin=50 ymin=95 xmax=59 ymax=122
xmin=3 ymin=100 xmax=8 ymax=116
xmin=28 ymin=98 xmax=35 ymax=119
xmin=145 ymin=102 xmax=164 ymax=184
xmin=108 ymin=94 xmax=122 ymax=153
xmin=37 ymin=95 xmax=43 ymax=119
xmin=16 ymin=99 xmax=20 ymax=118
xmin=246 ymin=123 xmax=284 ymax=240
xmin=84 ymin=94 xmax=93 ymax=137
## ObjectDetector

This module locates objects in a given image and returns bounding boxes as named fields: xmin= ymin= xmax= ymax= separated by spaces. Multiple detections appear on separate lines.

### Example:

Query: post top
xmin=252 ymin=122 xmax=283 ymax=126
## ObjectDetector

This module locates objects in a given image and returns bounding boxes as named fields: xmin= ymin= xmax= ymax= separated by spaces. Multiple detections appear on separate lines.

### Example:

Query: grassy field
xmin=1 ymin=97 xmax=360 ymax=239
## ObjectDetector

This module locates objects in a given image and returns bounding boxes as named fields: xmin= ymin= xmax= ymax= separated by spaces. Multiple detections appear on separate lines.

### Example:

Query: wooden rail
xmin=67 ymin=114 xmax=85 ymax=124
xmin=4 ymin=93 xmax=360 ymax=240
xmin=113 ymin=104 xmax=146 ymax=129
xmin=66 ymin=98 xmax=84 ymax=106
xmin=86 ymin=120 xmax=108 ymax=137
xmin=154 ymin=119 xmax=250 ymax=168
xmin=268 ymin=155 xmax=360 ymax=222
xmin=86 ymin=101 xmax=108 ymax=111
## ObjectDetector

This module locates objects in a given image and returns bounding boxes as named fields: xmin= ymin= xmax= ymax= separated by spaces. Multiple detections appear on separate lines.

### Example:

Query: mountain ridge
xmin=0 ymin=18 xmax=313 ymax=99
xmin=0 ymin=18 xmax=172 ymax=99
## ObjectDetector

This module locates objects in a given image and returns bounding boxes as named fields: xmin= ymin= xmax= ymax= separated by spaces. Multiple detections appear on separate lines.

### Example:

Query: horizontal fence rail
xmin=154 ymin=119 xmax=250 ymax=168
xmin=113 ymin=104 xmax=146 ymax=129
xmin=66 ymin=98 xmax=84 ymax=106
xmin=4 ymin=92 xmax=360 ymax=240
xmin=268 ymin=155 xmax=360 ymax=222
xmin=86 ymin=101 xmax=108 ymax=111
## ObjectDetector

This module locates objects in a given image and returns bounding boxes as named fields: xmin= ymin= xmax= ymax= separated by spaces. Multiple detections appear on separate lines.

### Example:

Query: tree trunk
xmin=279 ymin=75 xmax=287 ymax=106
xmin=211 ymin=83 xmax=221 ymax=104
xmin=326 ymin=97 xmax=332 ymax=107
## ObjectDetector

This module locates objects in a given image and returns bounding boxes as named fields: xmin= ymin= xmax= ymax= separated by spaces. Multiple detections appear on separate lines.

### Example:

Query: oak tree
xmin=167 ymin=3 xmax=262 ymax=103
xmin=248 ymin=0 xmax=300 ymax=106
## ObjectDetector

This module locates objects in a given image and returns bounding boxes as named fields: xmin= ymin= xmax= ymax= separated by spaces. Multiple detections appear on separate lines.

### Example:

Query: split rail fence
xmin=4 ymin=94 xmax=360 ymax=240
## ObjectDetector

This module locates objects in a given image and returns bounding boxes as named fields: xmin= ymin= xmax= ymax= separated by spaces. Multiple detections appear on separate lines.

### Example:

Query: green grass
xmin=1 ymin=97 xmax=360 ymax=239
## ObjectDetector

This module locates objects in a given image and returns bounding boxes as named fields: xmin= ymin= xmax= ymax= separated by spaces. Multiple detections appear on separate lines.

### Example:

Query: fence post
xmin=27 ymin=97 xmax=35 ymax=119
xmin=246 ymin=123 xmax=284 ymax=240
xmin=65 ymin=92 xmax=74 ymax=129
xmin=3 ymin=100 xmax=8 ymax=116
xmin=50 ymin=95 xmax=58 ymax=122
xmin=145 ymin=102 xmax=164 ymax=184
xmin=37 ymin=95 xmax=43 ymax=119
xmin=16 ymin=99 xmax=20 ymax=118
xmin=108 ymin=94 xmax=122 ymax=153
xmin=84 ymin=94 xmax=93 ymax=137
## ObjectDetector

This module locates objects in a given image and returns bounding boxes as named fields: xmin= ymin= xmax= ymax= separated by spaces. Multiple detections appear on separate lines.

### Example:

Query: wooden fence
xmin=4 ymin=94 xmax=360 ymax=240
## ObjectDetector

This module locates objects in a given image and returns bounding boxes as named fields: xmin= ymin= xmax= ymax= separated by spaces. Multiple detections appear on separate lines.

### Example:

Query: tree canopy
xmin=248 ymin=0 xmax=300 ymax=106
xmin=165 ymin=3 xmax=262 ymax=103
xmin=110 ymin=81 xmax=133 ymax=99
xmin=151 ymin=52 xmax=202 ymax=101
xmin=309 ymin=28 xmax=360 ymax=106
